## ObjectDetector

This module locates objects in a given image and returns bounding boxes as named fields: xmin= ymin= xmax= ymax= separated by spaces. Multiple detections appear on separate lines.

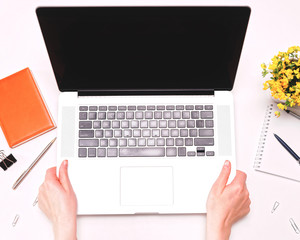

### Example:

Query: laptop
xmin=36 ymin=6 xmax=250 ymax=214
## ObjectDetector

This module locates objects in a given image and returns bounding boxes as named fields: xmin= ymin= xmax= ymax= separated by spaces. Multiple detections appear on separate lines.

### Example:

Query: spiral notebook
xmin=254 ymin=104 xmax=300 ymax=182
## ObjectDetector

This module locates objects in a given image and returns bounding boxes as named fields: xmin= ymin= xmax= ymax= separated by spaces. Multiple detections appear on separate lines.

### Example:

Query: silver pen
xmin=12 ymin=137 xmax=56 ymax=190
xmin=285 ymin=109 xmax=300 ymax=120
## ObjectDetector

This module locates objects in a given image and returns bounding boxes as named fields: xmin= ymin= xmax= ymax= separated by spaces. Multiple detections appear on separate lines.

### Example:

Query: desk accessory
xmin=289 ymin=218 xmax=300 ymax=234
xmin=284 ymin=109 xmax=300 ymax=120
xmin=12 ymin=137 xmax=56 ymax=190
xmin=274 ymin=134 xmax=300 ymax=163
xmin=0 ymin=68 xmax=56 ymax=148
xmin=254 ymin=104 xmax=300 ymax=181
xmin=261 ymin=46 xmax=300 ymax=117
xmin=0 ymin=150 xmax=17 ymax=171
xmin=271 ymin=201 xmax=280 ymax=213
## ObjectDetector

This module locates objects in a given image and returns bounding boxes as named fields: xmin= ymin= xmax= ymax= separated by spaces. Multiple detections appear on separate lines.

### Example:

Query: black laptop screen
xmin=36 ymin=7 xmax=250 ymax=93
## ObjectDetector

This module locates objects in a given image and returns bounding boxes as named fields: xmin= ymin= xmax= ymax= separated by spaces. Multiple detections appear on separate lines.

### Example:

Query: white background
xmin=1 ymin=0 xmax=300 ymax=239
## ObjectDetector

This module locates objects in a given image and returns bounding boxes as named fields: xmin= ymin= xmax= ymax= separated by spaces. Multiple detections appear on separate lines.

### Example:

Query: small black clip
xmin=0 ymin=151 xmax=17 ymax=171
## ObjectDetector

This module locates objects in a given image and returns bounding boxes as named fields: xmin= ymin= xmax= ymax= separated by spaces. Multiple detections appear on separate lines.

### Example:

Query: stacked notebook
xmin=0 ymin=68 xmax=56 ymax=148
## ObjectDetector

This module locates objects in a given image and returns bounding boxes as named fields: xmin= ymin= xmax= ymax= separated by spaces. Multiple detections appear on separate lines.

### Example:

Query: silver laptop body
xmin=36 ymin=6 xmax=250 ymax=214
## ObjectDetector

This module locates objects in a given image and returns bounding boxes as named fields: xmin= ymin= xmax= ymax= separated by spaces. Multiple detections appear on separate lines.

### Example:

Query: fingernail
xmin=64 ymin=160 xmax=68 ymax=167
xmin=224 ymin=160 xmax=230 ymax=167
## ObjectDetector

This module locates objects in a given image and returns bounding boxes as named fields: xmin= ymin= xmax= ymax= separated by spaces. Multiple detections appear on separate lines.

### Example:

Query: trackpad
xmin=120 ymin=167 xmax=173 ymax=206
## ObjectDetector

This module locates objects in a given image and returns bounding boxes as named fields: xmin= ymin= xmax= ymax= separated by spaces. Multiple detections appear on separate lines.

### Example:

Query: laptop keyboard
xmin=78 ymin=105 xmax=215 ymax=158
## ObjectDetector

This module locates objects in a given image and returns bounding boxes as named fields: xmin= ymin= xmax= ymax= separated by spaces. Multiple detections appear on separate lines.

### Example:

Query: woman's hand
xmin=38 ymin=160 xmax=77 ymax=240
xmin=206 ymin=160 xmax=251 ymax=240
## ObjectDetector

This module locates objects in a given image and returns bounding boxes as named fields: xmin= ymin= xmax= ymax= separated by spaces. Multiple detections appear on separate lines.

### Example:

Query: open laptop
xmin=36 ymin=6 xmax=250 ymax=214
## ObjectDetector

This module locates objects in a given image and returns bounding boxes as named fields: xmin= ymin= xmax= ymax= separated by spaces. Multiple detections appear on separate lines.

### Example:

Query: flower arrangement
xmin=261 ymin=46 xmax=300 ymax=117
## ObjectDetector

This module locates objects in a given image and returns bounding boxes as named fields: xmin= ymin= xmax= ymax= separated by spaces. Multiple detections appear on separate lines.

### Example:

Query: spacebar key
xmin=119 ymin=148 xmax=165 ymax=157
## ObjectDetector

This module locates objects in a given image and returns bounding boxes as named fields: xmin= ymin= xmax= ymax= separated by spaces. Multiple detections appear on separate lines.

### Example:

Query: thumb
xmin=212 ymin=160 xmax=231 ymax=192
xmin=59 ymin=160 xmax=72 ymax=191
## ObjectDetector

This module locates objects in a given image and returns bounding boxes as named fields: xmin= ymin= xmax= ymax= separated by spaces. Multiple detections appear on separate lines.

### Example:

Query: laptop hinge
xmin=78 ymin=89 xmax=215 ymax=96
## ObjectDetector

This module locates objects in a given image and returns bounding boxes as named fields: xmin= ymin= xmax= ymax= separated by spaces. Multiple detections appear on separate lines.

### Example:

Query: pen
xmin=273 ymin=134 xmax=300 ymax=164
xmin=12 ymin=137 xmax=56 ymax=190
xmin=284 ymin=109 xmax=300 ymax=120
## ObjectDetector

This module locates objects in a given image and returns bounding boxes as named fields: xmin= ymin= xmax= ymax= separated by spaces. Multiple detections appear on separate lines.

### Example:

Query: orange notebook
xmin=0 ymin=68 xmax=56 ymax=148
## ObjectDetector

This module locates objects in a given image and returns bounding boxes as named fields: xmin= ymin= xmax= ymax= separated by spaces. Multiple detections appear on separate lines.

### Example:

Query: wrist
xmin=53 ymin=219 xmax=77 ymax=240
xmin=206 ymin=214 xmax=231 ymax=240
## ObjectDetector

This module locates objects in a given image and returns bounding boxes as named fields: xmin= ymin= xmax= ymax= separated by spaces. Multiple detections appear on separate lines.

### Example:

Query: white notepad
xmin=254 ymin=104 xmax=300 ymax=181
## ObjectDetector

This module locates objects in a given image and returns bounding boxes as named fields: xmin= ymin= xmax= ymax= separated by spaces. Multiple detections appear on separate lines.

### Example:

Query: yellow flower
xmin=261 ymin=63 xmax=267 ymax=69
xmin=275 ymin=111 xmax=280 ymax=117
xmin=277 ymin=103 xmax=286 ymax=110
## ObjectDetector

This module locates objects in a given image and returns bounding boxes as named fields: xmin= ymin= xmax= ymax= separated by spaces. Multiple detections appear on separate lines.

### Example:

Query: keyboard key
xmin=205 ymin=105 xmax=213 ymax=110
xmin=93 ymin=121 xmax=101 ymax=128
xmin=182 ymin=111 xmax=190 ymax=119
xmin=89 ymin=112 xmax=97 ymax=120
xmin=102 ymin=121 xmax=111 ymax=128
xmin=154 ymin=111 xmax=162 ymax=119
xmin=185 ymin=138 xmax=193 ymax=146
xmin=166 ymin=138 xmax=174 ymax=146
xmin=205 ymin=120 xmax=214 ymax=128
xmin=191 ymin=111 xmax=200 ymax=119
xmin=98 ymin=112 xmax=106 ymax=119
xmin=95 ymin=130 xmax=104 ymax=138
xmin=199 ymin=129 xmax=214 ymax=137
xmin=177 ymin=120 xmax=186 ymax=128
xmin=206 ymin=151 xmax=215 ymax=156
xmin=99 ymin=106 xmax=107 ymax=111
xmin=189 ymin=129 xmax=197 ymax=137
xmin=201 ymin=111 xmax=213 ymax=119
xmin=109 ymin=139 xmax=118 ymax=147
xmin=97 ymin=148 xmax=106 ymax=157
xmin=178 ymin=147 xmax=186 ymax=156
xmin=117 ymin=112 xmax=125 ymax=119
xmin=166 ymin=105 xmax=175 ymax=110
xmin=88 ymin=148 xmax=96 ymax=157
xmin=79 ymin=130 xmax=94 ymax=138
xmin=196 ymin=120 xmax=204 ymax=128
xmin=194 ymin=138 xmax=214 ymax=146
xmin=145 ymin=111 xmax=153 ymax=119
xmin=176 ymin=105 xmax=184 ymax=110
xmin=79 ymin=121 xmax=92 ymax=129
xmin=107 ymin=112 xmax=115 ymax=119
xmin=108 ymin=106 xmax=117 ymax=111
xmin=128 ymin=139 xmax=137 ymax=146
xmin=138 ymin=138 xmax=146 ymax=146
xmin=166 ymin=147 xmax=177 ymax=157
xmin=100 ymin=139 xmax=108 ymax=147
xmin=107 ymin=148 xmax=118 ymax=157
xmin=135 ymin=111 xmax=144 ymax=119
xmin=119 ymin=139 xmax=127 ymax=147
xmin=168 ymin=120 xmax=176 ymax=128
xmin=147 ymin=138 xmax=155 ymax=146
xmin=79 ymin=106 xmax=88 ymax=111
xmin=119 ymin=148 xmax=165 ymax=157
xmin=157 ymin=138 xmax=165 ymax=146
xmin=78 ymin=148 xmax=87 ymax=157
xmin=112 ymin=121 xmax=120 ymax=128
xmin=185 ymin=105 xmax=194 ymax=110
xmin=79 ymin=139 xmax=99 ymax=147
xmin=173 ymin=111 xmax=181 ymax=119
xmin=195 ymin=105 xmax=203 ymax=110
xmin=79 ymin=112 xmax=87 ymax=120
xmin=187 ymin=151 xmax=196 ymax=156
xmin=89 ymin=106 xmax=98 ymax=111
xmin=137 ymin=105 xmax=146 ymax=110
xmin=180 ymin=129 xmax=188 ymax=137
xmin=187 ymin=120 xmax=195 ymax=128
xmin=175 ymin=138 xmax=184 ymax=146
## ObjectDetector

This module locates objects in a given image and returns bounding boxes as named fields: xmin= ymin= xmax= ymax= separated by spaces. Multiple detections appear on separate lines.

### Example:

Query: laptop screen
xmin=36 ymin=7 xmax=250 ymax=93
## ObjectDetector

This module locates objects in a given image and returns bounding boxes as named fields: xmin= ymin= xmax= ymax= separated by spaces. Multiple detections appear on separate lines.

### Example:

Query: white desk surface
xmin=1 ymin=0 xmax=300 ymax=239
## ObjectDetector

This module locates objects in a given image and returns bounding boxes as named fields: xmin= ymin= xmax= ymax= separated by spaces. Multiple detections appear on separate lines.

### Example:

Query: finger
xmin=45 ymin=167 xmax=58 ymax=181
xmin=232 ymin=170 xmax=247 ymax=185
xmin=212 ymin=160 xmax=231 ymax=192
xmin=59 ymin=160 xmax=72 ymax=191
